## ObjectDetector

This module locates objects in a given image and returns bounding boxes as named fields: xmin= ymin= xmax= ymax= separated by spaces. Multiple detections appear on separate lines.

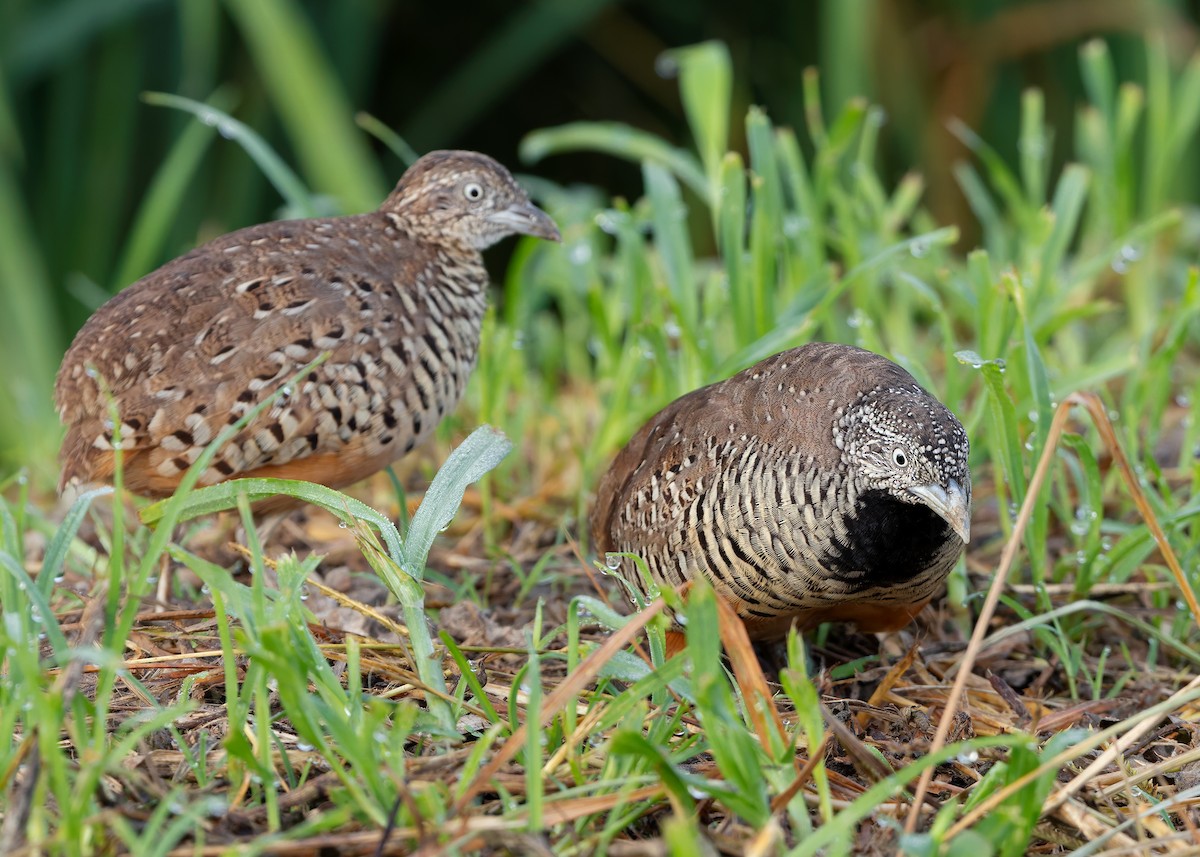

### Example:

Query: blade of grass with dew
xmin=521 ymin=121 xmax=708 ymax=198
xmin=142 ymin=91 xmax=318 ymax=217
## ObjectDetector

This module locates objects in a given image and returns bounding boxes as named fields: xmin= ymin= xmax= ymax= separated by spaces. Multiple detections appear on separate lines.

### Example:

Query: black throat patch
xmin=823 ymin=489 xmax=954 ymax=588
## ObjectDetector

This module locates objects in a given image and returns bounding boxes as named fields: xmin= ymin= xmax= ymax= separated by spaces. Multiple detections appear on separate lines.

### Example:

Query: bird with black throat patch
xmin=591 ymin=342 xmax=971 ymax=640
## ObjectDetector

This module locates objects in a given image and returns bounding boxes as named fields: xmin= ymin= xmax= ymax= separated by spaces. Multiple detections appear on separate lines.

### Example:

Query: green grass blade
xmin=143 ymin=91 xmax=317 ymax=216
xmin=403 ymin=425 xmax=512 ymax=575
xmin=110 ymin=90 xmax=231 ymax=287
xmin=223 ymin=0 xmax=384 ymax=212
xmin=521 ymin=121 xmax=708 ymax=198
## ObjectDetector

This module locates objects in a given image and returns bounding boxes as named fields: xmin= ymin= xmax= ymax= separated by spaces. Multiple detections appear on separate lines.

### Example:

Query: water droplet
xmin=299 ymin=585 xmax=310 ymax=601
xmin=200 ymin=584 xmax=210 ymax=595
xmin=687 ymin=786 xmax=710 ymax=799
xmin=1018 ymin=137 xmax=1046 ymax=159
xmin=663 ymin=319 xmax=682 ymax=339
xmin=604 ymin=553 xmax=622 ymax=571
xmin=85 ymin=367 xmax=99 ymax=379
xmin=1076 ymin=550 xmax=1088 ymax=566
xmin=1028 ymin=410 xmax=1041 ymax=423
xmin=909 ymin=239 xmax=930 ymax=258
xmin=338 ymin=521 xmax=348 ymax=529
xmin=373 ymin=730 xmax=387 ymax=744
xmin=956 ymin=750 xmax=980 ymax=764
xmin=217 ymin=121 xmax=236 ymax=140
xmin=594 ymin=212 xmax=620 ymax=235
xmin=279 ymin=386 xmax=293 ymax=399
xmin=296 ymin=741 xmax=314 ymax=752
xmin=569 ymin=243 xmax=592 ymax=265
xmin=655 ymin=54 xmax=679 ymax=79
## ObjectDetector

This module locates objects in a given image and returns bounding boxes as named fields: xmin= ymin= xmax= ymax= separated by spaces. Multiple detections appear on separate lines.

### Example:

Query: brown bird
xmin=55 ymin=150 xmax=560 ymax=504
xmin=591 ymin=342 xmax=971 ymax=639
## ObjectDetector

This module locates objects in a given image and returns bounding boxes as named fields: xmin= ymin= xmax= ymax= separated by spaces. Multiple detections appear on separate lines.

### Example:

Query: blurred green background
xmin=2 ymin=0 xmax=1198 ymax=481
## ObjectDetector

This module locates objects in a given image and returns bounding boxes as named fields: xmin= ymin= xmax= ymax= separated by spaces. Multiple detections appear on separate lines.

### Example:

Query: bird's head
xmin=381 ymin=150 xmax=561 ymax=250
xmin=837 ymin=384 xmax=972 ymax=543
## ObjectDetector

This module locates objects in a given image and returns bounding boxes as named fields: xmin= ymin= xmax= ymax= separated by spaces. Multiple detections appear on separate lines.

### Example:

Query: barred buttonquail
xmin=591 ymin=342 xmax=971 ymax=639
xmin=55 ymin=150 xmax=560 ymax=505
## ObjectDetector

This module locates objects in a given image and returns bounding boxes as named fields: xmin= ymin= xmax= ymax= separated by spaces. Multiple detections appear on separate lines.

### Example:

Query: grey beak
xmin=907 ymin=479 xmax=971 ymax=544
xmin=487 ymin=201 xmax=561 ymax=242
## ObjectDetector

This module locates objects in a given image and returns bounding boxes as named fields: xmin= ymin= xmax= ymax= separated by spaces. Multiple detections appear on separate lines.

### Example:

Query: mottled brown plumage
xmin=55 ymin=150 xmax=559 ymax=504
xmin=591 ymin=342 xmax=971 ymax=639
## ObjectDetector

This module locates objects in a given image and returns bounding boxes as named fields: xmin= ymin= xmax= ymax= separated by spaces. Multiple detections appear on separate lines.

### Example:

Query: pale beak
xmin=487 ymin=201 xmax=561 ymax=241
xmin=907 ymin=479 xmax=971 ymax=544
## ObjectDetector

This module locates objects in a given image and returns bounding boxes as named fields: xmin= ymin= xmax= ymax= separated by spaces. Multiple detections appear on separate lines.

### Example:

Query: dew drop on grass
xmin=956 ymin=750 xmax=980 ymax=764
xmin=664 ymin=319 xmax=682 ymax=339
xmin=373 ymin=730 xmax=387 ymax=744
xmin=296 ymin=741 xmax=314 ymax=752
xmin=1018 ymin=136 xmax=1046 ymax=159
xmin=655 ymin=54 xmax=679 ymax=79
xmin=569 ymin=243 xmax=592 ymax=265
xmin=909 ymin=239 xmax=930 ymax=258
xmin=200 ymin=584 xmax=210 ymax=596
xmin=687 ymin=786 xmax=710 ymax=799
xmin=595 ymin=212 xmax=619 ymax=235
xmin=85 ymin=367 xmax=99 ymax=379
xmin=604 ymin=553 xmax=622 ymax=572
xmin=299 ymin=585 xmax=310 ymax=601
xmin=1076 ymin=551 xmax=1088 ymax=566
xmin=338 ymin=521 xmax=348 ymax=529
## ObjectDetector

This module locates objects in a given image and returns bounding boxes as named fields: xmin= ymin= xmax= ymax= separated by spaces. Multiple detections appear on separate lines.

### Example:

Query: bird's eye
xmin=892 ymin=448 xmax=908 ymax=467
xmin=463 ymin=182 xmax=484 ymax=202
